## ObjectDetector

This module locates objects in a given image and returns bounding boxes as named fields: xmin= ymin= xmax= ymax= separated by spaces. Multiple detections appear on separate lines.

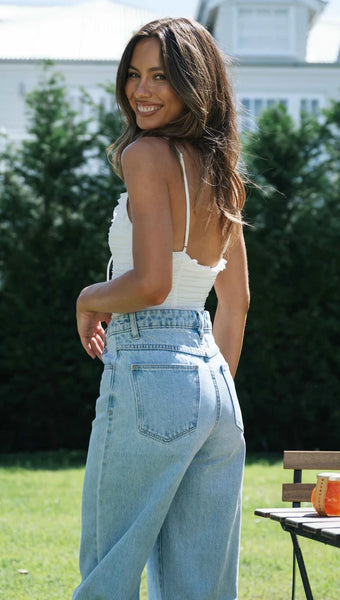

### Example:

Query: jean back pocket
xmin=131 ymin=364 xmax=200 ymax=443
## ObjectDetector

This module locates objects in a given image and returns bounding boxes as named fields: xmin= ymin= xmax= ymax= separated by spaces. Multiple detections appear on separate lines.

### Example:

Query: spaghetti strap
xmin=178 ymin=151 xmax=190 ymax=253
xmin=106 ymin=255 xmax=113 ymax=281
xmin=222 ymin=234 xmax=231 ymax=255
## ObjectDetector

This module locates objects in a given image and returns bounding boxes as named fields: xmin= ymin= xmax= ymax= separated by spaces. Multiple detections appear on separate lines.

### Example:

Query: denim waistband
xmin=107 ymin=309 xmax=212 ymax=337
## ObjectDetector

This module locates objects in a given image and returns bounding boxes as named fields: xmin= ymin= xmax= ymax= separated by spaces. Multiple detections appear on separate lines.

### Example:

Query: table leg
xmin=290 ymin=531 xmax=314 ymax=600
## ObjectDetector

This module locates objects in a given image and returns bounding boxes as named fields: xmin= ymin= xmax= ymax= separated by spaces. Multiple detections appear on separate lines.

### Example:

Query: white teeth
xmin=137 ymin=105 xmax=161 ymax=113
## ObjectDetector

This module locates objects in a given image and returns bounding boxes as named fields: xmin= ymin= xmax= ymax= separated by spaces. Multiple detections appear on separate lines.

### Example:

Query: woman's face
xmin=125 ymin=37 xmax=185 ymax=130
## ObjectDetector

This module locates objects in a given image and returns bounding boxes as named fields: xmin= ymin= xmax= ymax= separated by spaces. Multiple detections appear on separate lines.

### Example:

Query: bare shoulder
xmin=121 ymin=137 xmax=177 ymax=177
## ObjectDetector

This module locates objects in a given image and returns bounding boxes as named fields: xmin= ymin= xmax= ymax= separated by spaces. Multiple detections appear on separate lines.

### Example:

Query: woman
xmin=74 ymin=17 xmax=249 ymax=600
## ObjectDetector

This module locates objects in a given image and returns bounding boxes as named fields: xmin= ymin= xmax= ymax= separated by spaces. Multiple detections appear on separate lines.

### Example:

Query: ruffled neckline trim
xmin=111 ymin=192 xmax=227 ymax=273
xmin=173 ymin=251 xmax=227 ymax=272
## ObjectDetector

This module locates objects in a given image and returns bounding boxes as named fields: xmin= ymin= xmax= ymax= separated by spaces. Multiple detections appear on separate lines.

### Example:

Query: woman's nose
xmin=134 ymin=78 xmax=152 ymax=98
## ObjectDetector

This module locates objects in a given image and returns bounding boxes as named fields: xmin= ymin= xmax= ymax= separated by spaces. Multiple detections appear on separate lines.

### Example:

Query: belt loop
xmin=129 ymin=312 xmax=140 ymax=339
xmin=198 ymin=311 xmax=204 ymax=339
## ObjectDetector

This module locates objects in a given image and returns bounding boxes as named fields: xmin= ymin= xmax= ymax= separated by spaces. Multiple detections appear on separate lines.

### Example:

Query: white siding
xmin=235 ymin=63 xmax=340 ymax=129
xmin=0 ymin=61 xmax=118 ymax=142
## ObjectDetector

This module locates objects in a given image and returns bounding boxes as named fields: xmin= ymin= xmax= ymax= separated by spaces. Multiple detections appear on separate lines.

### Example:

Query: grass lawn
xmin=0 ymin=451 xmax=339 ymax=599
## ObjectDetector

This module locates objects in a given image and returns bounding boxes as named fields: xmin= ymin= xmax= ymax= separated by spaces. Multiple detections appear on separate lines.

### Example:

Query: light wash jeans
xmin=72 ymin=309 xmax=245 ymax=600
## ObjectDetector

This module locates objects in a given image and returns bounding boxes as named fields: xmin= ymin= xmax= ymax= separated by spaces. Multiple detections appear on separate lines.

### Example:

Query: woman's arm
xmin=213 ymin=232 xmax=250 ymax=378
xmin=76 ymin=138 xmax=174 ymax=358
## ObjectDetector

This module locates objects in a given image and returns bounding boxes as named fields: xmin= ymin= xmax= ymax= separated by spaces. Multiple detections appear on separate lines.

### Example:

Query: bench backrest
xmin=282 ymin=450 xmax=340 ymax=506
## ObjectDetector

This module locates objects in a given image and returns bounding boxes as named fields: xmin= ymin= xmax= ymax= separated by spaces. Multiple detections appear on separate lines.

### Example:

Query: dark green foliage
xmin=236 ymin=104 xmax=340 ymax=451
xmin=0 ymin=66 xmax=124 ymax=451
xmin=0 ymin=72 xmax=339 ymax=452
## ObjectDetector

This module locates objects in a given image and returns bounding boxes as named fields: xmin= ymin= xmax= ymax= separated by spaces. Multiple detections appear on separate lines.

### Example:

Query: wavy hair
xmin=108 ymin=17 xmax=246 ymax=246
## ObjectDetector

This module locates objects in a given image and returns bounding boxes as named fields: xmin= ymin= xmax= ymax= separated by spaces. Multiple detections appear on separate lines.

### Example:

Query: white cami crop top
xmin=107 ymin=150 xmax=229 ymax=312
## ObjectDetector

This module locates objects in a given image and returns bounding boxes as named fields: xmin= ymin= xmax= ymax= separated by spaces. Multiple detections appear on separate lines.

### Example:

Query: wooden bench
xmin=255 ymin=450 xmax=340 ymax=600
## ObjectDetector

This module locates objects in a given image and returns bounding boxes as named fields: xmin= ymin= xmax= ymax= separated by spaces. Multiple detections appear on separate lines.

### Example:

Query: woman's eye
xmin=154 ymin=73 xmax=166 ymax=80
xmin=127 ymin=72 xmax=138 ymax=79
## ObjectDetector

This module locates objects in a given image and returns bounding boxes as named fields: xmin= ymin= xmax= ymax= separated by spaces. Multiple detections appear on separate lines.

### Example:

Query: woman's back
xmin=165 ymin=142 xmax=227 ymax=267
xmin=108 ymin=138 xmax=228 ymax=311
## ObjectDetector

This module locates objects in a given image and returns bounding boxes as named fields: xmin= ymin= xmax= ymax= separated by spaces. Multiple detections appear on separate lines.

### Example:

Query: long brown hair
xmin=108 ymin=17 xmax=246 ymax=247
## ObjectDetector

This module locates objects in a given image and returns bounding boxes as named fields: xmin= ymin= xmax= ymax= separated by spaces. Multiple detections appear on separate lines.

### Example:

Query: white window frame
xmin=68 ymin=86 xmax=113 ymax=121
xmin=300 ymin=98 xmax=321 ymax=116
xmin=233 ymin=3 xmax=296 ymax=57
xmin=238 ymin=93 xmax=326 ymax=131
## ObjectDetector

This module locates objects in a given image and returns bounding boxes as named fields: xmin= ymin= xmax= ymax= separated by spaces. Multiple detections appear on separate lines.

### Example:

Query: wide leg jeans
xmin=72 ymin=309 xmax=245 ymax=600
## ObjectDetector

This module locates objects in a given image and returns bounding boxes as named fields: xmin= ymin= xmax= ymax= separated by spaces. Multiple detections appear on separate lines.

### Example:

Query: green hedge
xmin=0 ymin=69 xmax=339 ymax=451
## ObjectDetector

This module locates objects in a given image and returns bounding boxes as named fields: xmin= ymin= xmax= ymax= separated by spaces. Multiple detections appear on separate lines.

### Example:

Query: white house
xmin=196 ymin=0 xmax=340 ymax=128
xmin=0 ymin=0 xmax=339 ymax=142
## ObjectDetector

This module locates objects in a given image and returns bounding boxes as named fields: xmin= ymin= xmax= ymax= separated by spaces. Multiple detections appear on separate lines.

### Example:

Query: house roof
xmin=0 ymin=0 xmax=160 ymax=60
xmin=196 ymin=0 xmax=328 ymax=25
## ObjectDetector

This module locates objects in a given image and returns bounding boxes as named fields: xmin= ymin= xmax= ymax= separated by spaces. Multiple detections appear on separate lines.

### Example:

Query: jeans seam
xmin=209 ymin=367 xmax=221 ymax=425
xmin=220 ymin=366 xmax=244 ymax=433
xmin=96 ymin=364 xmax=116 ymax=564
xmin=95 ymin=436 xmax=105 ymax=565
xmin=107 ymin=325 xmax=200 ymax=339
xmin=158 ymin=528 xmax=166 ymax=600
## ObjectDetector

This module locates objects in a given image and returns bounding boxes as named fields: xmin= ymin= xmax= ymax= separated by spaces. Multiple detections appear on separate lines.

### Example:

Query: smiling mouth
xmin=136 ymin=104 xmax=162 ymax=114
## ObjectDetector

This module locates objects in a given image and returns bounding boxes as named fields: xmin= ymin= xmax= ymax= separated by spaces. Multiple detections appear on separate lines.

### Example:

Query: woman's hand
xmin=76 ymin=292 xmax=111 ymax=360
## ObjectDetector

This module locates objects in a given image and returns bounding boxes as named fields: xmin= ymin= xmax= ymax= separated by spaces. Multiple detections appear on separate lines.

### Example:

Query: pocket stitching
xmin=131 ymin=364 xmax=200 ymax=443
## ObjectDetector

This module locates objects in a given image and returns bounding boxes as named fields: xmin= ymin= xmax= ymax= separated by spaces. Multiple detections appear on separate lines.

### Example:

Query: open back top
xmin=107 ymin=150 xmax=229 ymax=312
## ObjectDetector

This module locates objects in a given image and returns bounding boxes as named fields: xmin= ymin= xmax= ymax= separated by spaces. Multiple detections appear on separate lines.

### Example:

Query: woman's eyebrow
xmin=128 ymin=64 xmax=164 ymax=72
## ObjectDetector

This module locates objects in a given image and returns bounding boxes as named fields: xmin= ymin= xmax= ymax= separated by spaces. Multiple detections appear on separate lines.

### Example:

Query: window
xmin=205 ymin=6 xmax=219 ymax=36
xmin=300 ymin=98 xmax=320 ymax=116
xmin=239 ymin=96 xmax=324 ymax=131
xmin=69 ymin=87 xmax=113 ymax=121
xmin=240 ymin=97 xmax=288 ymax=130
xmin=236 ymin=5 xmax=292 ymax=54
